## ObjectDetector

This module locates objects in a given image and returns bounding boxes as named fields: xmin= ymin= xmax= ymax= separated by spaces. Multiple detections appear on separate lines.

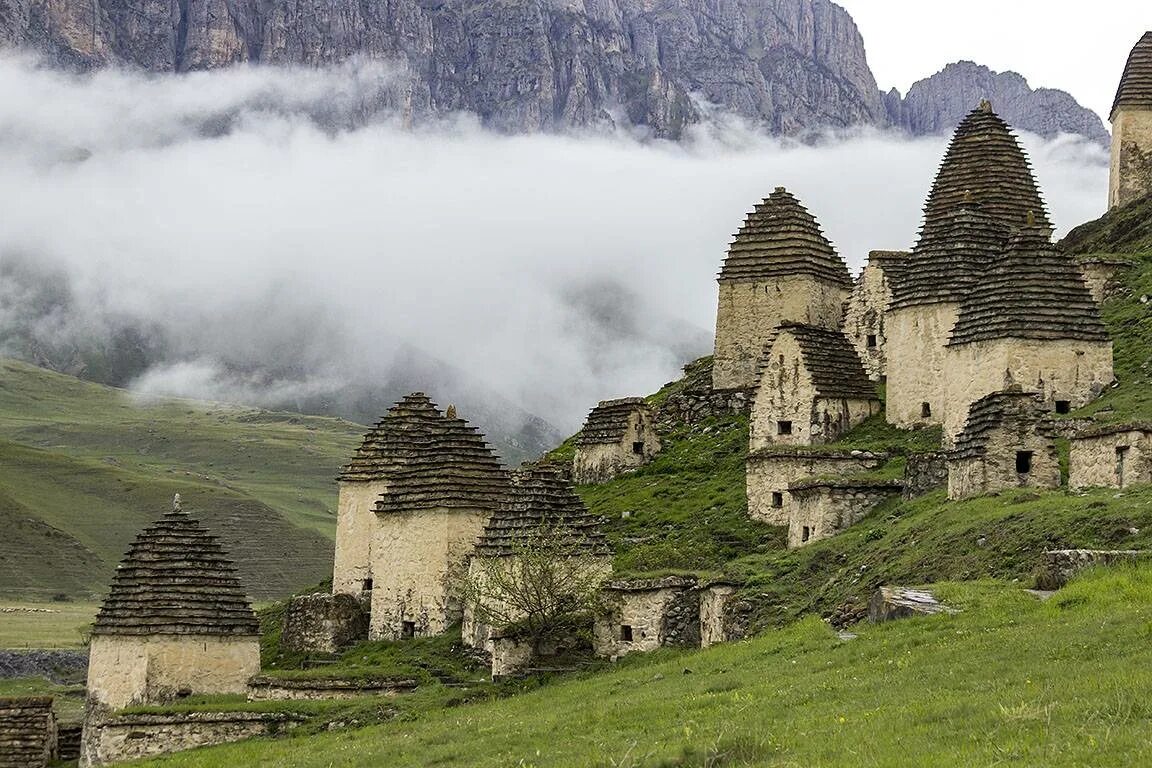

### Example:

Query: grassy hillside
xmin=138 ymin=565 xmax=1152 ymax=767
xmin=0 ymin=360 xmax=364 ymax=600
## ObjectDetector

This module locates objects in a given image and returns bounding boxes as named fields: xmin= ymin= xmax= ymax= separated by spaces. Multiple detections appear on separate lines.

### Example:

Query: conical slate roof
xmin=951 ymin=388 xmax=1052 ymax=460
xmin=718 ymin=187 xmax=852 ymax=288
xmin=948 ymin=228 xmax=1109 ymax=346
xmin=339 ymin=393 xmax=444 ymax=481
xmin=473 ymin=466 xmax=609 ymax=557
xmin=576 ymin=397 xmax=650 ymax=447
xmin=92 ymin=503 xmax=259 ymax=637
xmin=373 ymin=403 xmax=509 ymax=514
xmin=889 ymin=201 xmax=1009 ymax=309
xmin=766 ymin=324 xmax=879 ymax=400
xmin=1112 ymin=32 xmax=1152 ymax=116
xmin=916 ymin=103 xmax=1050 ymax=250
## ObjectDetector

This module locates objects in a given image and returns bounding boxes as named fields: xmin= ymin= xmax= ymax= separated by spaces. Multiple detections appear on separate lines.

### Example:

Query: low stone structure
xmin=746 ymin=449 xmax=888 ymax=526
xmin=749 ymin=323 xmax=880 ymax=450
xmin=1110 ymin=32 xmax=1152 ymax=209
xmin=593 ymin=576 xmax=701 ymax=659
xmin=947 ymin=390 xmax=1060 ymax=501
xmin=699 ymin=582 xmax=741 ymax=649
xmin=712 ymin=187 xmax=853 ymax=391
xmin=81 ymin=711 xmax=303 ymax=767
xmin=786 ymin=479 xmax=902 ymax=548
xmin=247 ymin=676 xmax=417 ymax=701
xmin=573 ymin=398 xmax=661 ymax=484
xmin=1070 ymin=423 xmax=1152 ymax=490
xmin=0 ymin=696 xmax=57 ymax=768
xmin=868 ymin=587 xmax=955 ymax=622
xmin=1037 ymin=549 xmax=1152 ymax=590
xmin=902 ymin=452 xmax=949 ymax=499
xmin=281 ymin=592 xmax=369 ymax=655
xmin=843 ymin=250 xmax=908 ymax=382
xmin=1077 ymin=255 xmax=1133 ymax=304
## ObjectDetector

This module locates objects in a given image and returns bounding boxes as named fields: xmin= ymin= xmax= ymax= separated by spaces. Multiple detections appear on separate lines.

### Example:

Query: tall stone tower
xmin=886 ymin=101 xmax=1049 ymax=429
xmin=712 ymin=187 xmax=852 ymax=391
xmin=1110 ymin=32 xmax=1152 ymax=209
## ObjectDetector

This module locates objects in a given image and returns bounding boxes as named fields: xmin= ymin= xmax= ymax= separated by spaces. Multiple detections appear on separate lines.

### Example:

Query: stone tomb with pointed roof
xmin=885 ymin=102 xmax=1048 ymax=430
xmin=749 ymin=324 xmax=880 ymax=452
xmin=947 ymin=389 xmax=1060 ymax=500
xmin=83 ymin=505 xmax=260 ymax=713
xmin=712 ymin=187 xmax=853 ymax=391
xmin=463 ymin=466 xmax=610 ymax=658
xmin=942 ymin=228 xmax=1113 ymax=442
xmin=573 ymin=397 xmax=661 ymax=484
xmin=843 ymin=250 xmax=908 ymax=382
xmin=366 ymin=396 xmax=510 ymax=640
xmin=1110 ymin=31 xmax=1152 ymax=209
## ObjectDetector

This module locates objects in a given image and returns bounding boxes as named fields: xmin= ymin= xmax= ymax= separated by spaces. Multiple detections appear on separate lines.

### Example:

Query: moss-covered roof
xmin=718 ymin=187 xmax=852 ymax=288
xmin=92 ymin=506 xmax=259 ymax=637
xmin=1113 ymin=32 xmax=1152 ymax=116
xmin=576 ymin=398 xmax=649 ymax=447
xmin=947 ymin=228 xmax=1109 ymax=345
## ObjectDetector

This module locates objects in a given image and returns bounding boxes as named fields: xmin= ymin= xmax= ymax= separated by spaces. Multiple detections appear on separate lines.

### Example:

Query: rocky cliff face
xmin=0 ymin=0 xmax=884 ymax=137
xmin=887 ymin=61 xmax=1110 ymax=145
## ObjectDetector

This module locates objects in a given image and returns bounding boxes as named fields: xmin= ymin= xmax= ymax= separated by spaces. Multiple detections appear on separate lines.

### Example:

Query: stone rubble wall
xmin=593 ymin=583 xmax=700 ymax=659
xmin=1037 ymin=549 xmax=1152 ymax=590
xmin=712 ymin=277 xmax=848 ymax=391
xmin=85 ymin=634 xmax=260 ymax=711
xmin=746 ymin=451 xmax=887 ymax=525
xmin=1070 ymin=429 xmax=1152 ymax=490
xmin=947 ymin=441 xmax=1061 ymax=501
xmin=332 ymin=479 xmax=389 ymax=595
xmin=699 ymin=585 xmax=739 ymax=649
xmin=1110 ymin=108 xmax=1152 ymax=209
xmin=843 ymin=259 xmax=898 ymax=381
xmin=787 ymin=484 xmax=900 ymax=547
xmin=247 ymin=676 xmax=417 ymax=701
xmin=884 ymin=303 xmax=958 ymax=430
xmin=0 ymin=649 xmax=87 ymax=682
xmin=0 ymin=696 xmax=57 ymax=768
xmin=280 ymin=592 xmax=369 ymax=655
xmin=1078 ymin=259 xmax=1133 ymax=305
xmin=369 ymin=508 xmax=489 ymax=640
xmin=80 ymin=711 xmax=302 ymax=767
xmin=902 ymin=452 xmax=949 ymax=498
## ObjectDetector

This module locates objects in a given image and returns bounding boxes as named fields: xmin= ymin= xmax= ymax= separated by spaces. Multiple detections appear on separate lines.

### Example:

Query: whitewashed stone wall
xmin=332 ymin=479 xmax=388 ymax=595
xmin=369 ymin=508 xmax=489 ymax=640
xmin=746 ymin=451 xmax=887 ymax=525
xmin=786 ymin=483 xmax=900 ymax=547
xmin=943 ymin=339 xmax=1114 ymax=443
xmin=885 ymin=303 xmax=959 ymax=430
xmin=85 ymin=635 xmax=260 ymax=712
xmin=713 ymin=277 xmax=848 ymax=391
xmin=1070 ymin=428 xmax=1152 ymax=490
xmin=1111 ymin=108 xmax=1152 ymax=209
xmin=749 ymin=332 xmax=880 ymax=451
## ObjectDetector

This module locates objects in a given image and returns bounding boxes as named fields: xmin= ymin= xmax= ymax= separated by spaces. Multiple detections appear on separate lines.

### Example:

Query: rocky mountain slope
xmin=886 ymin=61 xmax=1110 ymax=145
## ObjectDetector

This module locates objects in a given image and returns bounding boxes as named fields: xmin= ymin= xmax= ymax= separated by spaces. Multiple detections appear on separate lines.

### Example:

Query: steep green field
xmin=0 ymin=360 xmax=363 ymax=600
xmin=138 ymin=565 xmax=1152 ymax=767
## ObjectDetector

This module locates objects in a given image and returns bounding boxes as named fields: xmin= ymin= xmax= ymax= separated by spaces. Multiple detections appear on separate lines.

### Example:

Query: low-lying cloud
xmin=0 ymin=54 xmax=1111 ymax=439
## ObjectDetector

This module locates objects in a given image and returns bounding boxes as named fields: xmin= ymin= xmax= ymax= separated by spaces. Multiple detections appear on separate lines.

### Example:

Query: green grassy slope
xmin=0 ymin=360 xmax=364 ymax=600
xmin=139 ymin=566 xmax=1152 ymax=768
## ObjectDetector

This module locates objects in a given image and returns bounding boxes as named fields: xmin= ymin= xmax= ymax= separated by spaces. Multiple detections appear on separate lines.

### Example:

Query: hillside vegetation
xmin=0 ymin=360 xmax=363 ymax=600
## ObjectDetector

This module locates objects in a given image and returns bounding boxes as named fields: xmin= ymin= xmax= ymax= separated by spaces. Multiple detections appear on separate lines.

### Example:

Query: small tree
xmin=464 ymin=521 xmax=610 ymax=656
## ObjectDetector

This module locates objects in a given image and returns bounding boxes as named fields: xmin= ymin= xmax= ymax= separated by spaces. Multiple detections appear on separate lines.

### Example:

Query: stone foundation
xmin=902 ymin=452 xmax=948 ymax=499
xmin=80 ymin=711 xmax=303 ymax=767
xmin=281 ymin=592 xmax=369 ymax=655
xmin=0 ymin=696 xmax=57 ymax=768
xmin=786 ymin=481 xmax=901 ymax=547
xmin=247 ymin=676 xmax=417 ymax=701
xmin=746 ymin=449 xmax=888 ymax=525
xmin=1070 ymin=424 xmax=1152 ymax=490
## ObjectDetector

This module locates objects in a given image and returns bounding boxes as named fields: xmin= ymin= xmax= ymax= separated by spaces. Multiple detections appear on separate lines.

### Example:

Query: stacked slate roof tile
xmin=718 ymin=187 xmax=852 ymax=288
xmin=0 ymin=697 xmax=55 ymax=768
xmin=768 ymin=324 xmax=879 ymax=400
xmin=948 ymin=228 xmax=1109 ymax=345
xmin=473 ymin=466 xmax=609 ymax=557
xmin=576 ymin=398 xmax=649 ymax=447
xmin=1113 ymin=32 xmax=1152 ymax=115
xmin=339 ymin=393 xmax=445 ymax=481
xmin=916 ymin=103 xmax=1050 ymax=246
xmin=951 ymin=389 xmax=1053 ymax=460
xmin=889 ymin=202 xmax=1009 ymax=309
xmin=92 ymin=506 xmax=259 ymax=637
xmin=373 ymin=398 xmax=509 ymax=514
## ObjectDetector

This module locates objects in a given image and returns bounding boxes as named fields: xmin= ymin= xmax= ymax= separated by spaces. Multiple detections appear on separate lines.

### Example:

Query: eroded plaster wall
xmin=844 ymin=261 xmax=894 ymax=381
xmin=947 ymin=441 xmax=1061 ymax=501
xmin=332 ymin=479 xmax=388 ymax=595
xmin=1111 ymin=108 xmax=1152 ymax=209
xmin=885 ymin=303 xmax=959 ymax=430
xmin=699 ymin=585 xmax=738 ymax=649
xmin=746 ymin=452 xmax=886 ymax=526
xmin=1070 ymin=430 xmax=1152 ymax=490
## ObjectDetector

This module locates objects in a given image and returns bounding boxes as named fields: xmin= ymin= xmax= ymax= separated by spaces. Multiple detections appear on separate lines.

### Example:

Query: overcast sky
xmin=838 ymin=1 xmax=1151 ymax=121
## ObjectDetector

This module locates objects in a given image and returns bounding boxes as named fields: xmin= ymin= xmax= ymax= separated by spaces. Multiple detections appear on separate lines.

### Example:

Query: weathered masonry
xmin=1070 ymin=423 xmax=1152 ymax=490
xmin=712 ymin=187 xmax=852 ymax=391
xmin=746 ymin=449 xmax=888 ymax=526
xmin=573 ymin=397 xmax=661 ymax=484
xmin=749 ymin=323 xmax=879 ymax=451
xmin=593 ymin=577 xmax=742 ymax=659
xmin=843 ymin=250 xmax=908 ymax=382
xmin=1110 ymin=32 xmax=1152 ymax=209
xmin=947 ymin=390 xmax=1060 ymax=501
xmin=0 ymin=696 xmax=57 ymax=768
xmin=786 ymin=479 xmax=901 ymax=548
